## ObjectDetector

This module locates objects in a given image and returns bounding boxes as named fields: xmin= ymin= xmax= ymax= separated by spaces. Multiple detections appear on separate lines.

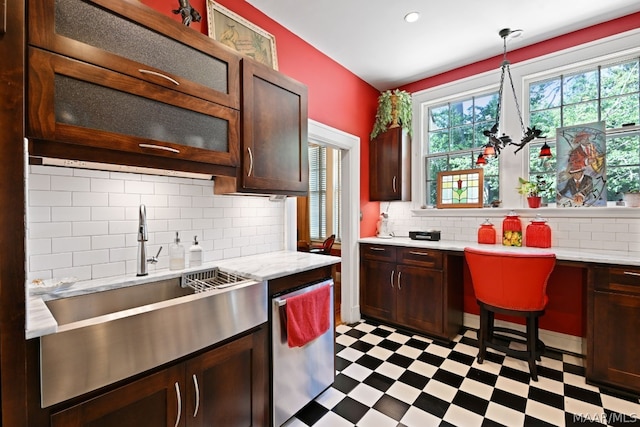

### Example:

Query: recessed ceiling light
xmin=404 ymin=12 xmax=420 ymax=23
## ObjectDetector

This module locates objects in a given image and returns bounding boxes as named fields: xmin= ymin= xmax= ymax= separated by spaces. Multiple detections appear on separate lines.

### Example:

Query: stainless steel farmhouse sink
xmin=40 ymin=270 xmax=267 ymax=407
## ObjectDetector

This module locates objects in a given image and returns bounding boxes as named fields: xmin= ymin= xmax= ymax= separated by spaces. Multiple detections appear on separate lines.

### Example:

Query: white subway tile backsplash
xmin=91 ymin=178 xmax=124 ymax=194
xmin=92 ymin=207 xmax=125 ymax=221
xmin=51 ymin=176 xmax=90 ymax=192
xmin=92 ymin=262 xmax=126 ymax=279
xmin=125 ymin=180 xmax=155 ymax=195
xmin=73 ymin=249 xmax=111 ymax=267
xmin=52 ymin=236 xmax=91 ymax=253
xmin=29 ymin=174 xmax=50 ymax=190
xmin=29 ymin=222 xmax=72 ymax=239
xmin=30 ymin=190 xmax=72 ymax=207
xmin=29 ymin=206 xmax=51 ymax=223
xmin=30 ymin=253 xmax=72 ymax=271
xmin=29 ymin=238 xmax=51 ymax=255
xmin=385 ymin=201 xmax=639 ymax=256
xmin=52 ymin=206 xmax=91 ymax=222
xmin=73 ymin=221 xmax=109 ymax=237
xmin=154 ymin=182 xmax=181 ymax=195
xmin=73 ymin=192 xmax=109 ymax=206
xmin=108 ymin=193 xmax=141 ymax=207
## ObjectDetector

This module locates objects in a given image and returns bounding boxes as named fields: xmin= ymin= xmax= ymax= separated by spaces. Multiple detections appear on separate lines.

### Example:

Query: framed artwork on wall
xmin=206 ymin=0 xmax=278 ymax=70
xmin=556 ymin=121 xmax=607 ymax=207
xmin=436 ymin=169 xmax=484 ymax=209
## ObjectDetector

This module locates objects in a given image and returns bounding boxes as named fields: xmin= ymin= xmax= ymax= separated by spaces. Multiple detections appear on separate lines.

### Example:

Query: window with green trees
xmin=528 ymin=58 xmax=640 ymax=202
xmin=425 ymin=92 xmax=500 ymax=206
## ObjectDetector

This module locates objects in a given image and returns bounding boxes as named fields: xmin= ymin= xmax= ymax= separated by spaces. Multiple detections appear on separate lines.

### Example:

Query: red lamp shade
xmin=475 ymin=153 xmax=487 ymax=166
xmin=483 ymin=144 xmax=496 ymax=158
xmin=539 ymin=142 xmax=552 ymax=158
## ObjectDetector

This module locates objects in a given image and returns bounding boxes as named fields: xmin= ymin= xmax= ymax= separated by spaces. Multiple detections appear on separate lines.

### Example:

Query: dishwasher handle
xmin=273 ymin=279 xmax=333 ymax=343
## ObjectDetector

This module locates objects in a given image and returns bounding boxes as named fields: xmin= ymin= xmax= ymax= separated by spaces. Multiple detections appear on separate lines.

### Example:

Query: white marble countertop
xmin=359 ymin=237 xmax=640 ymax=266
xmin=26 ymin=251 xmax=340 ymax=340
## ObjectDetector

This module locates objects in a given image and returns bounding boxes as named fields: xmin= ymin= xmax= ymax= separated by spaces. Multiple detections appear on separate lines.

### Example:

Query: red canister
xmin=477 ymin=219 xmax=496 ymax=244
xmin=526 ymin=214 xmax=552 ymax=248
xmin=502 ymin=210 xmax=522 ymax=247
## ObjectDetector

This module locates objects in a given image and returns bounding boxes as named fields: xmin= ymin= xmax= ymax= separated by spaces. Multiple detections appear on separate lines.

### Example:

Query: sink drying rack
xmin=181 ymin=268 xmax=254 ymax=292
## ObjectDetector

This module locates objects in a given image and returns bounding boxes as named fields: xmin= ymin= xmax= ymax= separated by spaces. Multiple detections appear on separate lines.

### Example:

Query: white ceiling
xmin=247 ymin=0 xmax=640 ymax=91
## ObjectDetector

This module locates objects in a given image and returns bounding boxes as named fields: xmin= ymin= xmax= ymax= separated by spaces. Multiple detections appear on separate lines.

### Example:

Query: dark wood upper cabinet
xmin=27 ymin=0 xmax=241 ymax=176
xmin=216 ymin=59 xmax=309 ymax=196
xmin=369 ymin=127 xmax=411 ymax=201
xmin=28 ymin=0 xmax=240 ymax=109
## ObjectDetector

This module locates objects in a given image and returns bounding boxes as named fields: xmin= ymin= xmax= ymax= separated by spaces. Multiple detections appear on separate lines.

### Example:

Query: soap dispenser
xmin=169 ymin=231 xmax=185 ymax=270
xmin=189 ymin=235 xmax=203 ymax=267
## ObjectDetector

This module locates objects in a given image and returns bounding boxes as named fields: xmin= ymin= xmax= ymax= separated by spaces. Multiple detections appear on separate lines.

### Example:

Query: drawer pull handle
xmin=192 ymin=373 xmax=200 ymax=417
xmin=623 ymin=271 xmax=640 ymax=277
xmin=139 ymin=143 xmax=180 ymax=154
xmin=138 ymin=69 xmax=180 ymax=86
xmin=393 ymin=176 xmax=397 ymax=193
xmin=247 ymin=147 xmax=254 ymax=177
xmin=409 ymin=251 xmax=430 ymax=256
xmin=370 ymin=247 xmax=386 ymax=251
xmin=174 ymin=382 xmax=182 ymax=427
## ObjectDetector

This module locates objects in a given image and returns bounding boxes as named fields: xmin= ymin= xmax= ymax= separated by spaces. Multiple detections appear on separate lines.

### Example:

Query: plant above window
xmin=370 ymin=89 xmax=412 ymax=140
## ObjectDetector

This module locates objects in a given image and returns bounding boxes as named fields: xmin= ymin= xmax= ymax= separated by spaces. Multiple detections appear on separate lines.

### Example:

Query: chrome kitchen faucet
xmin=137 ymin=204 xmax=162 ymax=276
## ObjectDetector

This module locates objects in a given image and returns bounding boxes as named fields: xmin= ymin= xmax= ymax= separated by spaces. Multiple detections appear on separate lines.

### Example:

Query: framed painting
xmin=555 ymin=121 xmax=607 ymax=207
xmin=436 ymin=169 xmax=484 ymax=209
xmin=206 ymin=0 xmax=278 ymax=70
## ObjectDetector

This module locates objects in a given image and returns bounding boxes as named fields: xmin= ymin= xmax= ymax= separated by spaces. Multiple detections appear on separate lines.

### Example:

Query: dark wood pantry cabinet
xmin=49 ymin=325 xmax=269 ymax=427
xmin=360 ymin=243 xmax=463 ymax=341
xmin=369 ymin=127 xmax=411 ymax=201
xmin=587 ymin=265 xmax=640 ymax=394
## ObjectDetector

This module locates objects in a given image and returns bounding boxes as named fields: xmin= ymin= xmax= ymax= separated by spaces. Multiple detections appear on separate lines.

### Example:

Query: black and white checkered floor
xmin=283 ymin=319 xmax=640 ymax=427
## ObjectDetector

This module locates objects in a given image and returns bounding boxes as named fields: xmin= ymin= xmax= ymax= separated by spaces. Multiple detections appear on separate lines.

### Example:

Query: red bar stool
xmin=464 ymin=247 xmax=556 ymax=381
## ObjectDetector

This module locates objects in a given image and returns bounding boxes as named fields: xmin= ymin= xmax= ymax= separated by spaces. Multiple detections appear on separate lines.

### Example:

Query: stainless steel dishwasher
xmin=271 ymin=278 xmax=335 ymax=427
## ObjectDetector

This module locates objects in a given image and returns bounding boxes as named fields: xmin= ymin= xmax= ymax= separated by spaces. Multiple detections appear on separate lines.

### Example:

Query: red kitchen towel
xmin=286 ymin=284 xmax=331 ymax=348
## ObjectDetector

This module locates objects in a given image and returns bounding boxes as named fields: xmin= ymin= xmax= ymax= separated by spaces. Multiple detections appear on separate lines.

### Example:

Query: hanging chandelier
xmin=476 ymin=28 xmax=551 ymax=166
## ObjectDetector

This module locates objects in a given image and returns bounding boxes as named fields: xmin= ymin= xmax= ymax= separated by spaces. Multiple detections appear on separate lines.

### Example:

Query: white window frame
xmin=412 ymin=28 xmax=640 ymax=217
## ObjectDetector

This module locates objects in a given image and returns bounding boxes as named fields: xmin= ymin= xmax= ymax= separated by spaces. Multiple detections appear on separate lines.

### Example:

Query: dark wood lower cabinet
xmin=50 ymin=325 xmax=268 ymax=427
xmin=587 ymin=266 xmax=640 ymax=394
xmin=360 ymin=244 xmax=463 ymax=341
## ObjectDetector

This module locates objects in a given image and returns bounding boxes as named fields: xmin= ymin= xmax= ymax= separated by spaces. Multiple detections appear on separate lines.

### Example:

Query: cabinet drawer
xmin=361 ymin=244 xmax=397 ymax=262
xmin=28 ymin=48 xmax=239 ymax=168
xmin=594 ymin=266 xmax=640 ymax=295
xmin=398 ymin=247 xmax=443 ymax=269
xmin=29 ymin=0 xmax=240 ymax=109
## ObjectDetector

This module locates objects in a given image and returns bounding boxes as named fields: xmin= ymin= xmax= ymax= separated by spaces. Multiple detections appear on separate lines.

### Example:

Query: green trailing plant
xmin=370 ymin=89 xmax=412 ymax=140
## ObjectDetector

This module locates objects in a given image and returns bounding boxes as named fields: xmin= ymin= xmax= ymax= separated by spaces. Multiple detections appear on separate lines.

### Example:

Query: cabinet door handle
xmin=623 ymin=271 xmax=640 ymax=277
xmin=139 ymin=143 xmax=180 ymax=154
xmin=369 ymin=247 xmax=386 ymax=251
xmin=390 ymin=270 xmax=394 ymax=288
xmin=138 ymin=69 xmax=180 ymax=86
xmin=192 ymin=373 xmax=200 ymax=418
xmin=409 ymin=251 xmax=430 ymax=256
xmin=174 ymin=382 xmax=182 ymax=427
xmin=247 ymin=147 xmax=254 ymax=177
xmin=392 ymin=176 xmax=397 ymax=193
xmin=397 ymin=271 xmax=402 ymax=290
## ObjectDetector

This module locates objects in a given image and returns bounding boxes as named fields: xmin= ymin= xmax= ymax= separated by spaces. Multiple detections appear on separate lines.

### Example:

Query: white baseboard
xmin=463 ymin=313 xmax=584 ymax=356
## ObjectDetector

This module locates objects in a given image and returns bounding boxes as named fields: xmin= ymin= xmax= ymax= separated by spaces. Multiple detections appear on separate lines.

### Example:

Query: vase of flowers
xmin=517 ymin=176 xmax=549 ymax=208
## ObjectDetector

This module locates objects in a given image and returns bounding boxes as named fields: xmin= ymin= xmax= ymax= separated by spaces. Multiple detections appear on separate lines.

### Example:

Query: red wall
xmin=141 ymin=1 xmax=638 ymax=338
xmin=141 ymin=0 xmax=381 ymax=237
